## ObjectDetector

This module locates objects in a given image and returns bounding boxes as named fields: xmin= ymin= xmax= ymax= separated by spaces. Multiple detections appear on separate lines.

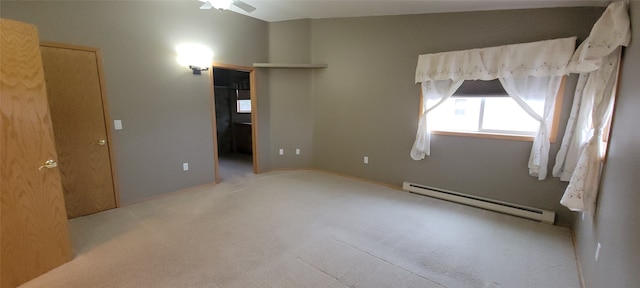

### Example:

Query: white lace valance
xmin=415 ymin=37 xmax=577 ymax=83
xmin=568 ymin=1 xmax=631 ymax=73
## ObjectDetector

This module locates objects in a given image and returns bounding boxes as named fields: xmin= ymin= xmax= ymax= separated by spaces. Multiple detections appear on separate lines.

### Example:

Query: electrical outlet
xmin=364 ymin=156 xmax=369 ymax=164
xmin=296 ymin=148 xmax=300 ymax=155
xmin=279 ymin=148 xmax=284 ymax=155
xmin=114 ymin=120 xmax=123 ymax=130
xmin=595 ymin=243 xmax=602 ymax=261
xmin=183 ymin=162 xmax=189 ymax=171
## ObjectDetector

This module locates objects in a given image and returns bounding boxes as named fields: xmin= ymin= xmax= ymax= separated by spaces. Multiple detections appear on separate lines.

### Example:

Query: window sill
xmin=431 ymin=130 xmax=535 ymax=142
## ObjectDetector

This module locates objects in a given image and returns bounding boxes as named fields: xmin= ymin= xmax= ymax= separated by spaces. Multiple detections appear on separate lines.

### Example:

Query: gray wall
xmin=266 ymin=20 xmax=314 ymax=168
xmin=573 ymin=2 xmax=640 ymax=287
xmin=309 ymin=8 xmax=604 ymax=225
xmin=0 ymin=1 xmax=269 ymax=204
xmin=4 ymin=2 xmax=640 ymax=285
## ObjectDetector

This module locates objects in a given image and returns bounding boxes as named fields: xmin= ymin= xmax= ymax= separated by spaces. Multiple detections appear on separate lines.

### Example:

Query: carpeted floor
xmin=218 ymin=152 xmax=254 ymax=182
xmin=20 ymin=171 xmax=580 ymax=288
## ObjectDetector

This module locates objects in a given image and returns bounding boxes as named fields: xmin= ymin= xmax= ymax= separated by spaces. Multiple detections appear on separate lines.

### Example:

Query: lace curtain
xmin=499 ymin=76 xmax=564 ymax=180
xmin=415 ymin=37 xmax=576 ymax=82
xmin=410 ymin=80 xmax=463 ymax=160
xmin=410 ymin=1 xmax=631 ymax=212
xmin=554 ymin=1 xmax=631 ymax=214
xmin=411 ymin=37 xmax=576 ymax=180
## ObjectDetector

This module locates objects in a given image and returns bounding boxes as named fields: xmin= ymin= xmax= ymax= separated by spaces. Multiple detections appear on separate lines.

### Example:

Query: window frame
xmin=600 ymin=65 xmax=622 ymax=161
xmin=419 ymin=77 xmax=565 ymax=143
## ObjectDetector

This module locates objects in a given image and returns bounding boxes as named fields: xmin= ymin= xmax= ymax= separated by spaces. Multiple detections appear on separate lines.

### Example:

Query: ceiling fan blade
xmin=200 ymin=2 xmax=213 ymax=10
xmin=232 ymin=0 xmax=256 ymax=13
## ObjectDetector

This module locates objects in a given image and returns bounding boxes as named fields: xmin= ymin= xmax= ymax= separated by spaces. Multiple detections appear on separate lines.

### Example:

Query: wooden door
xmin=0 ymin=18 xmax=73 ymax=288
xmin=40 ymin=44 xmax=118 ymax=218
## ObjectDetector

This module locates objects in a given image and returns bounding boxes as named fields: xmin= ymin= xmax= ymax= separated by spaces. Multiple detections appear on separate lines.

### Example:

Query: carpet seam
xmin=296 ymin=257 xmax=353 ymax=288
xmin=330 ymin=236 xmax=448 ymax=288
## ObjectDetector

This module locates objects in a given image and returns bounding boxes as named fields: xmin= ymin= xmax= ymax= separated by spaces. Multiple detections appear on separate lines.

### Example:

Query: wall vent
xmin=402 ymin=182 xmax=555 ymax=224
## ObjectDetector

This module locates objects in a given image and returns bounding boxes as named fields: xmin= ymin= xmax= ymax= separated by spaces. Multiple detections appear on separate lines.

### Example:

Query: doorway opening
xmin=211 ymin=65 xmax=258 ymax=183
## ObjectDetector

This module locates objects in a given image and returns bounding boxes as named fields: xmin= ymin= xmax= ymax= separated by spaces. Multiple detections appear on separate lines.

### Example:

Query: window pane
xmin=481 ymin=98 xmax=538 ymax=133
xmin=428 ymin=98 xmax=481 ymax=131
xmin=237 ymin=99 xmax=251 ymax=113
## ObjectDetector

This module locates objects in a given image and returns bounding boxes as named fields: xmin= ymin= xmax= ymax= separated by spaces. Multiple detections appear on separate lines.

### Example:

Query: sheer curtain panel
xmin=499 ymin=76 xmax=563 ymax=180
xmin=559 ymin=49 xmax=622 ymax=213
xmin=410 ymin=80 xmax=464 ymax=160
xmin=553 ymin=1 xmax=630 ymax=213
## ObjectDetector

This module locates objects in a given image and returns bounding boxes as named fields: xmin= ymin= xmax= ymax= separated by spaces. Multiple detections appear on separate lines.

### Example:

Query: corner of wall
xmin=266 ymin=19 xmax=315 ymax=170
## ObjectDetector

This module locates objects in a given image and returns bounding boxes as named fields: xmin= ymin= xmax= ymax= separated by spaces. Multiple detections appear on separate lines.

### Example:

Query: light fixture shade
xmin=210 ymin=0 xmax=233 ymax=10
xmin=176 ymin=43 xmax=213 ymax=70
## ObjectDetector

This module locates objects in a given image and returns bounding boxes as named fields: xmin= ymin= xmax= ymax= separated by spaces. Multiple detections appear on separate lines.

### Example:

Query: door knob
xmin=94 ymin=139 xmax=107 ymax=146
xmin=38 ymin=159 xmax=58 ymax=170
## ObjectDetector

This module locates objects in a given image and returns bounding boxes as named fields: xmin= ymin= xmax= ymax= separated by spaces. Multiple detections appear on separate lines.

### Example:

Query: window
xmin=236 ymin=89 xmax=251 ymax=113
xmin=426 ymin=79 xmax=564 ymax=141
xmin=237 ymin=99 xmax=251 ymax=113
xmin=429 ymin=96 xmax=541 ymax=136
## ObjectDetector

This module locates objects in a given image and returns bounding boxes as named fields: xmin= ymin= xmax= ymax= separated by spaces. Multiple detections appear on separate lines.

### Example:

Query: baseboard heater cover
xmin=402 ymin=182 xmax=555 ymax=224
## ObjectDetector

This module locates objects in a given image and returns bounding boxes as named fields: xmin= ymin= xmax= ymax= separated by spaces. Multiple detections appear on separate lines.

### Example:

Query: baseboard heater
xmin=402 ymin=182 xmax=555 ymax=224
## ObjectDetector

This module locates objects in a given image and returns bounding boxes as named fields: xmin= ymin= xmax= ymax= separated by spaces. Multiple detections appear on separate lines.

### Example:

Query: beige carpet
xmin=218 ymin=152 xmax=253 ymax=182
xmin=20 ymin=171 xmax=580 ymax=288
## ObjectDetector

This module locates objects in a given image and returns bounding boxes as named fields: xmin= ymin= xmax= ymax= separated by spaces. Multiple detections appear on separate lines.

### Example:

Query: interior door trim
xmin=40 ymin=41 xmax=121 ymax=207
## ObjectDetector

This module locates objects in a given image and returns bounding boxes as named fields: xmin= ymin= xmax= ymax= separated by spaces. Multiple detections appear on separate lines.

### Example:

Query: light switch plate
xmin=183 ymin=162 xmax=189 ymax=171
xmin=114 ymin=120 xmax=123 ymax=130
xmin=279 ymin=149 xmax=284 ymax=155
xmin=296 ymin=148 xmax=300 ymax=155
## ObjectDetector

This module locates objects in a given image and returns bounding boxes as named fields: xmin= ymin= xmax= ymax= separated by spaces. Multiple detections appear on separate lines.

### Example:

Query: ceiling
xmin=225 ymin=0 xmax=611 ymax=22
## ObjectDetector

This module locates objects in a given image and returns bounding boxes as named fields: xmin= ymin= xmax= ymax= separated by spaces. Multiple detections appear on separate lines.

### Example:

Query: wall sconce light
xmin=189 ymin=65 xmax=209 ymax=75
xmin=176 ymin=43 xmax=214 ymax=75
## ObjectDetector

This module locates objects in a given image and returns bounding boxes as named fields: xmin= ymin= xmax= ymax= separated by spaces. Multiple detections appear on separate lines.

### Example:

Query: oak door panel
xmin=0 ymin=18 xmax=73 ymax=288
xmin=40 ymin=46 xmax=116 ymax=218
